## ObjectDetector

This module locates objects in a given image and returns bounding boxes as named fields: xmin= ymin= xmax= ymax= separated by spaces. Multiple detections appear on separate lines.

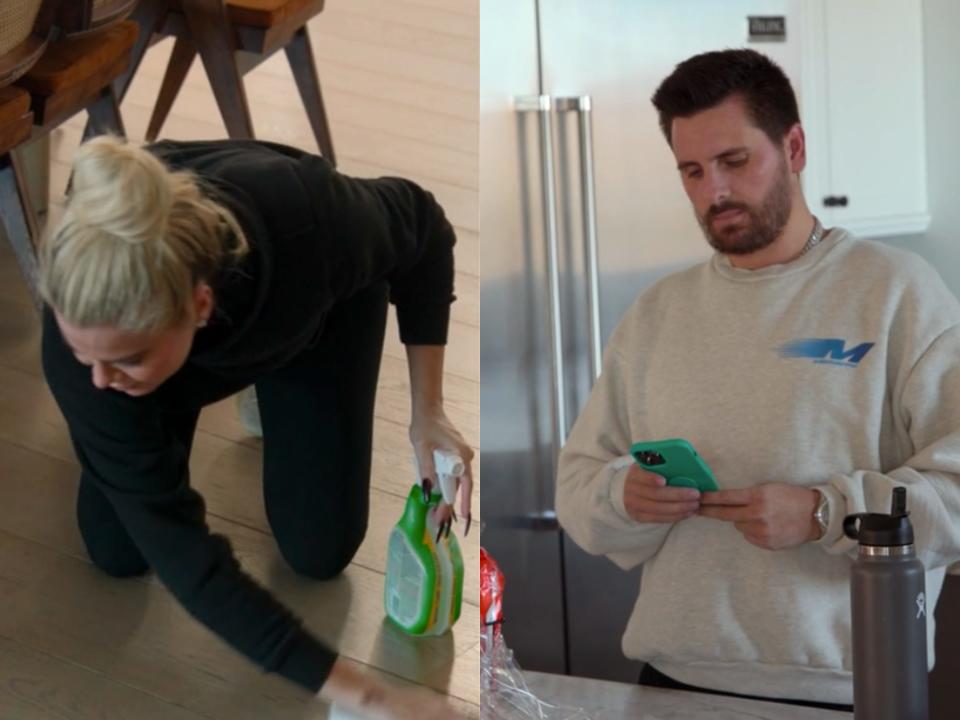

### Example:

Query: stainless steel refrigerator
xmin=480 ymin=0 xmax=802 ymax=681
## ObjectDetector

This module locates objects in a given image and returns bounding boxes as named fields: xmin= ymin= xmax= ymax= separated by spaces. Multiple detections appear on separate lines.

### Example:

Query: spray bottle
xmin=384 ymin=449 xmax=465 ymax=636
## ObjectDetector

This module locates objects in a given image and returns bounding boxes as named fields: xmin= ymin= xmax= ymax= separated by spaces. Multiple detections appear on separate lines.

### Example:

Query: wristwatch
xmin=813 ymin=488 xmax=830 ymax=539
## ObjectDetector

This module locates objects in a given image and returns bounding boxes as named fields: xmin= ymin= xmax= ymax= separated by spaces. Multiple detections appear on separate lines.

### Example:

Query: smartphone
xmin=630 ymin=438 xmax=719 ymax=492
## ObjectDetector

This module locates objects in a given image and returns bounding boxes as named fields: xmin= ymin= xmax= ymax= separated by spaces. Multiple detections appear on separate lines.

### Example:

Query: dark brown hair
xmin=651 ymin=48 xmax=800 ymax=146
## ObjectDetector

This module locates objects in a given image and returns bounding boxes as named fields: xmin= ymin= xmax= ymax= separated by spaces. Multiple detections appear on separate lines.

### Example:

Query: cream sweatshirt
xmin=556 ymin=228 xmax=960 ymax=704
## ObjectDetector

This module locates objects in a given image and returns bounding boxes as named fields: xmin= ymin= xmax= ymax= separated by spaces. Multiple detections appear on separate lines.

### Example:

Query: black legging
xmin=77 ymin=282 xmax=389 ymax=580
xmin=638 ymin=663 xmax=854 ymax=713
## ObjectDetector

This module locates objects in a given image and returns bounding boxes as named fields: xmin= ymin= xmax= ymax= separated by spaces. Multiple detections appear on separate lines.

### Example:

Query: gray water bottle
xmin=843 ymin=487 xmax=928 ymax=720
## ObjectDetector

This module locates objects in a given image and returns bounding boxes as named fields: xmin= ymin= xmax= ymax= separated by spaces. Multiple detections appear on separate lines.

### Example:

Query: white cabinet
xmin=798 ymin=0 xmax=928 ymax=237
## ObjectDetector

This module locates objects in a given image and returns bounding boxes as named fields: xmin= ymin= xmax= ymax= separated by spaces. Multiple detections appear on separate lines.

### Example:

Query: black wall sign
xmin=748 ymin=16 xmax=786 ymax=42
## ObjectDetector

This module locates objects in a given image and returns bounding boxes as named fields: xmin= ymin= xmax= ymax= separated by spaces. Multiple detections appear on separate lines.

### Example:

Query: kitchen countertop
xmin=522 ymin=671 xmax=853 ymax=720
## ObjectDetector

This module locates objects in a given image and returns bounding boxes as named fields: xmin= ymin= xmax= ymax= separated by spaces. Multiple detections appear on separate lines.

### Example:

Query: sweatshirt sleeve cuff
xmin=812 ymin=482 xmax=848 ymax=547
xmin=396 ymin=301 xmax=452 ymax=345
xmin=608 ymin=454 xmax=636 ymax=523
xmin=273 ymin=630 xmax=339 ymax=693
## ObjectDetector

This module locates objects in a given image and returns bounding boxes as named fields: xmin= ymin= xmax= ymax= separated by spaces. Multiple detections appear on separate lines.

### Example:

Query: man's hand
xmin=623 ymin=464 xmax=702 ymax=523
xmin=697 ymin=483 xmax=821 ymax=550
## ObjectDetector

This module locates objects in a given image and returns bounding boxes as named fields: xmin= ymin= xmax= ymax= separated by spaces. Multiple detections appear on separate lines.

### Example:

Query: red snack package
xmin=480 ymin=547 xmax=504 ymax=635
xmin=479 ymin=548 xmax=594 ymax=719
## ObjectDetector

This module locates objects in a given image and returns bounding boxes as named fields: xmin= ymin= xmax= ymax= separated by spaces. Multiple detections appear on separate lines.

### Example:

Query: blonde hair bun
xmin=40 ymin=136 xmax=248 ymax=331
xmin=68 ymin=135 xmax=173 ymax=243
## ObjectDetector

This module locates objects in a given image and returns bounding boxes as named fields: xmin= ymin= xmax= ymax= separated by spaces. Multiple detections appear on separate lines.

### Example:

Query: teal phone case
xmin=630 ymin=439 xmax=719 ymax=492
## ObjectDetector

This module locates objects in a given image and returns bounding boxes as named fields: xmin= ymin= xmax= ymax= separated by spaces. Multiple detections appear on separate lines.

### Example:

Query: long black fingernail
xmin=452 ymin=509 xmax=458 ymax=523
xmin=465 ymin=513 xmax=472 ymax=537
xmin=422 ymin=478 xmax=432 ymax=503
xmin=436 ymin=523 xmax=444 ymax=543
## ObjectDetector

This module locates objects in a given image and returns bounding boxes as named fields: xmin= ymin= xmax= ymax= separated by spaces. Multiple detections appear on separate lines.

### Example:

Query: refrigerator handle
xmin=556 ymin=96 xmax=603 ymax=381
xmin=516 ymin=95 xmax=568 ymax=446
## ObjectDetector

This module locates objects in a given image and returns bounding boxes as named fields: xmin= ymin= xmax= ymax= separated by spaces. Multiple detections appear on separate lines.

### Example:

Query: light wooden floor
xmin=0 ymin=1 xmax=478 ymax=717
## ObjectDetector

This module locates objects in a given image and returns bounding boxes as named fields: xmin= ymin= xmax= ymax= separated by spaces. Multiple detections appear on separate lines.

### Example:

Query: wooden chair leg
xmin=81 ymin=0 xmax=168 ymax=139
xmin=86 ymin=86 xmax=127 ymax=139
xmin=285 ymin=26 xmax=336 ymax=165
xmin=112 ymin=0 xmax=169 ymax=103
xmin=180 ymin=0 xmax=254 ymax=139
xmin=0 ymin=152 xmax=41 ymax=309
xmin=145 ymin=36 xmax=197 ymax=142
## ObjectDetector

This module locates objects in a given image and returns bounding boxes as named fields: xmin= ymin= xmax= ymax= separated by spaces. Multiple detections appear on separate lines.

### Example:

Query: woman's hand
xmin=405 ymin=345 xmax=475 ymax=536
xmin=409 ymin=404 xmax=474 ymax=535
xmin=320 ymin=658 xmax=471 ymax=720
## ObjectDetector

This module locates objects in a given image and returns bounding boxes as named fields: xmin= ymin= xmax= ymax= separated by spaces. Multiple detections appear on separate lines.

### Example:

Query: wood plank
xmin=306 ymin=23 xmax=477 ymax=93
xmin=288 ymin=55 xmax=477 ymax=121
xmin=134 ymin=34 xmax=479 ymax=123
xmin=327 ymin=0 xmax=478 ymax=40
xmin=400 ymin=0 xmax=477 ymax=16
xmin=313 ymin=9 xmax=478 ymax=66
xmin=0 ymin=635 xmax=209 ymax=720
xmin=54 ymin=94 xmax=478 ymax=192
xmin=115 ymin=58 xmax=478 ymax=177
xmin=0 ymin=441 xmax=480 ymax=709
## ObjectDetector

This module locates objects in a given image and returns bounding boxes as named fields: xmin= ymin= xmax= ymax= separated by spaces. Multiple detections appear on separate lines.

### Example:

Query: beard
xmin=698 ymin=161 xmax=793 ymax=256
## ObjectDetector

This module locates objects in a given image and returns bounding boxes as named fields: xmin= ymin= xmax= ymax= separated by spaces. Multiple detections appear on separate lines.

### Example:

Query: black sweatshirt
xmin=40 ymin=140 xmax=456 ymax=691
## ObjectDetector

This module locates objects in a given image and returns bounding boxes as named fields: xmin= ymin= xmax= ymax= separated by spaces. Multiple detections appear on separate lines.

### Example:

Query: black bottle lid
xmin=842 ymin=487 xmax=915 ymax=547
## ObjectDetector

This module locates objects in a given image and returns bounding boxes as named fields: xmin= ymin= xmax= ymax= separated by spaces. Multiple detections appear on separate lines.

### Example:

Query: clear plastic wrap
xmin=480 ymin=548 xmax=594 ymax=720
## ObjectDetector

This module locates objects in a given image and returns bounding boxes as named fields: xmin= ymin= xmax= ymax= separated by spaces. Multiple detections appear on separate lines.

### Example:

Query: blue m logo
xmin=778 ymin=338 xmax=875 ymax=366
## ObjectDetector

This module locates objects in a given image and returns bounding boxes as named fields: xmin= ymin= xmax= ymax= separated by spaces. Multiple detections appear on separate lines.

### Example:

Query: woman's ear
xmin=193 ymin=282 xmax=214 ymax=328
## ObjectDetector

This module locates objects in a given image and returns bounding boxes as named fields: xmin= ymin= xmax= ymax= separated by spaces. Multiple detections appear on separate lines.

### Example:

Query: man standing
xmin=556 ymin=48 xmax=960 ymax=711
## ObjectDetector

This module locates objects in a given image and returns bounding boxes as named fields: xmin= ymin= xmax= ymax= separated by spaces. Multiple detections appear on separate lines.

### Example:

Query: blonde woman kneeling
xmin=39 ymin=136 xmax=474 ymax=719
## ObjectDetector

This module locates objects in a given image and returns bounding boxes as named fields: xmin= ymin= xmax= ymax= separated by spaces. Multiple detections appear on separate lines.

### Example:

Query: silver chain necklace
xmin=797 ymin=216 xmax=824 ymax=258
